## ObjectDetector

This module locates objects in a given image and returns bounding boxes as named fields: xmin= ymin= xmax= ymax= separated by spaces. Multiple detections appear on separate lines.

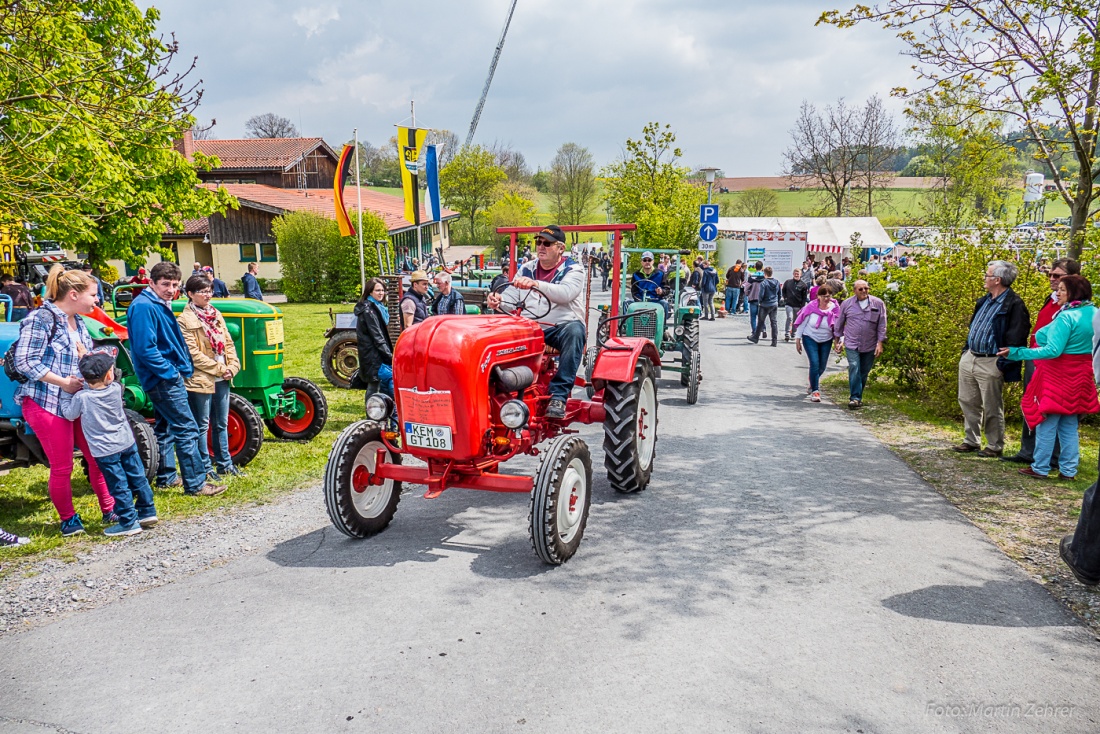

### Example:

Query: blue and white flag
xmin=425 ymin=144 xmax=442 ymax=223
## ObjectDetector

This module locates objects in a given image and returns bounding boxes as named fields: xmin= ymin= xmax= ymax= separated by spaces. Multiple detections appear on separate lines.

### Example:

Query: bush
xmin=866 ymin=235 xmax=1050 ymax=419
xmin=273 ymin=210 xmax=387 ymax=303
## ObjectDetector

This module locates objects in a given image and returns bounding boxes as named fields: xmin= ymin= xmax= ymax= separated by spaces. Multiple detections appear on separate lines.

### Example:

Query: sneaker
xmin=223 ymin=466 xmax=247 ymax=479
xmin=102 ymin=510 xmax=120 ymax=525
xmin=60 ymin=513 xmax=86 ymax=537
xmin=848 ymin=399 xmax=862 ymax=410
xmin=1060 ymin=535 xmax=1100 ymax=586
xmin=138 ymin=515 xmax=159 ymax=528
xmin=0 ymin=528 xmax=30 ymax=547
xmin=546 ymin=399 xmax=567 ymax=420
xmin=810 ymin=391 xmax=821 ymax=403
xmin=104 ymin=521 xmax=142 ymax=538
xmin=1018 ymin=466 xmax=1048 ymax=479
xmin=156 ymin=477 xmax=183 ymax=489
xmin=206 ymin=471 xmax=223 ymax=484
xmin=188 ymin=483 xmax=228 ymax=497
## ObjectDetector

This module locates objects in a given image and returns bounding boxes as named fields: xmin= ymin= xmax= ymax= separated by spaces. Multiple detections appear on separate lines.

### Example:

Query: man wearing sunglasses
xmin=630 ymin=251 xmax=671 ymax=318
xmin=486 ymin=225 xmax=586 ymax=420
xmin=1002 ymin=258 xmax=1081 ymax=465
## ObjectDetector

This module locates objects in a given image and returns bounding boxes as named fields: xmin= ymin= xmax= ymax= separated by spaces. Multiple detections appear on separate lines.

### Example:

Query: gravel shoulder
xmin=1 ymin=486 xmax=325 ymax=637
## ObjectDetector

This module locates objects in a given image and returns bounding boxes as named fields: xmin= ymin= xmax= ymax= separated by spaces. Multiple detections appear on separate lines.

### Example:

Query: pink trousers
xmin=22 ymin=398 xmax=114 ymax=521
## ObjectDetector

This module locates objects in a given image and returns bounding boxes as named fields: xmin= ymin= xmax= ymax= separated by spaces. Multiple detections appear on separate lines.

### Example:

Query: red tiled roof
xmin=192 ymin=137 xmax=337 ymax=171
xmin=202 ymin=183 xmax=459 ymax=234
xmin=171 ymin=218 xmax=209 ymax=237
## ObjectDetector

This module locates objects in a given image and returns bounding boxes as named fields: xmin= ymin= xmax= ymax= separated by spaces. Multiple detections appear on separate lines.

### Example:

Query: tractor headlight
xmin=500 ymin=399 xmax=530 ymax=429
xmin=675 ymin=325 xmax=685 ymax=337
xmin=365 ymin=393 xmax=395 ymax=421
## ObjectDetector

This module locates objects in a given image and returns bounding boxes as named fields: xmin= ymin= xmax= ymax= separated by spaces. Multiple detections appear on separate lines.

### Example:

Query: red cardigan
xmin=1029 ymin=296 xmax=1060 ymax=348
xmin=1021 ymin=353 xmax=1100 ymax=429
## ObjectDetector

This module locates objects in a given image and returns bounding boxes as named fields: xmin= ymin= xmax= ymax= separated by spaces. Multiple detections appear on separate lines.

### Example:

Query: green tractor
xmin=83 ymin=287 xmax=328 ymax=466
xmin=593 ymin=246 xmax=702 ymax=404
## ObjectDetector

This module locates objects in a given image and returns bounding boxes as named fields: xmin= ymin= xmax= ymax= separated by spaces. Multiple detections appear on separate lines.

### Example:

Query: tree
xmin=603 ymin=122 xmax=706 ymax=251
xmin=0 ymin=0 xmax=233 ymax=264
xmin=783 ymin=99 xmax=862 ymax=216
xmin=549 ymin=143 xmax=598 ymax=235
xmin=819 ymin=1 xmax=1100 ymax=257
xmin=783 ymin=96 xmax=898 ymax=216
xmin=440 ymin=145 xmax=507 ymax=242
xmin=730 ymin=188 xmax=780 ymax=217
xmin=273 ymin=210 xmax=386 ymax=303
xmin=489 ymin=141 xmax=531 ymax=182
xmin=192 ymin=120 xmax=217 ymax=140
xmin=245 ymin=112 xmax=298 ymax=138
xmin=347 ymin=140 xmax=401 ymax=187
xmin=425 ymin=129 xmax=460 ymax=168
xmin=482 ymin=188 xmax=537 ymax=256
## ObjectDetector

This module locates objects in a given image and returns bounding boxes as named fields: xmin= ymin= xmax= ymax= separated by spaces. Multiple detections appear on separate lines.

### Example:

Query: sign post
xmin=699 ymin=204 xmax=719 ymax=252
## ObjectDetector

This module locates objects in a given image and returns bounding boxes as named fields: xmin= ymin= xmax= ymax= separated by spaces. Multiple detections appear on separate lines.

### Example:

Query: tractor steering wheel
xmin=490 ymin=279 xmax=553 ymax=320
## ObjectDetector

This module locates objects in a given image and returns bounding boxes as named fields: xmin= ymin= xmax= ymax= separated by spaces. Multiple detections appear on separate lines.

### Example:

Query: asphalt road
xmin=2 ymin=293 xmax=1099 ymax=733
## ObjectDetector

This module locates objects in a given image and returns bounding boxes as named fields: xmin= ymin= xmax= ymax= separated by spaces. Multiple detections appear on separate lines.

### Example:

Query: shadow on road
xmin=883 ymin=580 xmax=1074 ymax=627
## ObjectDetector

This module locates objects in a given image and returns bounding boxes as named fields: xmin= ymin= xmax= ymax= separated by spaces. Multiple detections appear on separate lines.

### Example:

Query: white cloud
xmin=292 ymin=4 xmax=339 ymax=37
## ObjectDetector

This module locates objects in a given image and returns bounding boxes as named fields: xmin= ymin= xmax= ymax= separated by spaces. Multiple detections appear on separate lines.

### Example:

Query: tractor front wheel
xmin=680 ymin=318 xmax=699 ymax=386
xmin=584 ymin=345 xmax=599 ymax=399
xmin=685 ymin=350 xmax=701 ymax=405
xmin=227 ymin=393 xmax=264 ymax=466
xmin=602 ymin=358 xmax=657 ymax=493
xmin=266 ymin=377 xmax=329 ymax=441
xmin=529 ymin=435 xmax=592 ymax=565
xmin=126 ymin=409 xmax=159 ymax=484
xmin=321 ymin=331 xmax=359 ymax=389
xmin=324 ymin=421 xmax=403 ymax=538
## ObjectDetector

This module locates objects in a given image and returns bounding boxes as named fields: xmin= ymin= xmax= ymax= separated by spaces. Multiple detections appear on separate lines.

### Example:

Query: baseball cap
xmin=536 ymin=225 xmax=566 ymax=244
xmin=138 ymin=267 xmax=146 ymax=274
xmin=409 ymin=270 xmax=429 ymax=282
xmin=641 ymin=251 xmax=654 ymax=260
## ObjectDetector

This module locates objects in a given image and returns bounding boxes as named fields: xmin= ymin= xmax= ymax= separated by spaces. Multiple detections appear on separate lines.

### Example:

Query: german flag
xmin=334 ymin=144 xmax=356 ymax=237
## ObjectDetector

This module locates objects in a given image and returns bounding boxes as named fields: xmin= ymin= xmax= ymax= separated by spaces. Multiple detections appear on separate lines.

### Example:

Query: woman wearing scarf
xmin=179 ymin=275 xmax=242 ymax=480
xmin=354 ymin=278 xmax=395 ymax=397
xmin=793 ymin=283 xmax=839 ymax=403
xmin=998 ymin=274 xmax=1099 ymax=480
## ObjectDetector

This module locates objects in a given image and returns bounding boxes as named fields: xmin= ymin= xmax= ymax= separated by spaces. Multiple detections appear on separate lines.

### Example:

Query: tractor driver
xmin=631 ymin=251 xmax=671 ymax=318
xmin=485 ymin=224 xmax=586 ymax=420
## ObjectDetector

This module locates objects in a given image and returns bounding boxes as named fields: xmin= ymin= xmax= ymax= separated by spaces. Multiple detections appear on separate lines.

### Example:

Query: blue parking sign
xmin=700 ymin=204 xmax=719 ymax=224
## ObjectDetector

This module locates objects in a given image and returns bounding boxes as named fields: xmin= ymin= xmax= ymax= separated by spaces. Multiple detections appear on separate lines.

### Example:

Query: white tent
xmin=715 ymin=217 xmax=892 ymax=271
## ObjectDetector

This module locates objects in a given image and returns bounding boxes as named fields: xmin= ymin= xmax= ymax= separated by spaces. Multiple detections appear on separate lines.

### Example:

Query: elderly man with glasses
xmin=1000 ymin=258 xmax=1082 ymax=466
xmin=485 ymin=225 xmax=586 ymax=420
xmin=832 ymin=279 xmax=887 ymax=409
xmin=953 ymin=260 xmax=1031 ymax=457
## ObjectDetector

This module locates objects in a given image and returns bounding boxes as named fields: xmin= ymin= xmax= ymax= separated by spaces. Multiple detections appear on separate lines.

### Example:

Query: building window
xmin=259 ymin=243 xmax=278 ymax=262
xmin=239 ymin=243 xmax=257 ymax=262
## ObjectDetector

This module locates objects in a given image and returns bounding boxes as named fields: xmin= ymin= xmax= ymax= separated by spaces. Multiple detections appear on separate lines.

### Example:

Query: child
xmin=61 ymin=349 xmax=157 ymax=536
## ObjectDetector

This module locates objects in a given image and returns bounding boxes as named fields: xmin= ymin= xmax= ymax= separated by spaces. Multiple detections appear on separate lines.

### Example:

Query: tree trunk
xmin=1069 ymin=193 xmax=1089 ymax=260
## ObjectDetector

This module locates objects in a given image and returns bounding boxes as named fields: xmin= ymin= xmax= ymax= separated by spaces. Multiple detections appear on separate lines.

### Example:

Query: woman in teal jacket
xmin=998 ymin=275 xmax=1099 ymax=479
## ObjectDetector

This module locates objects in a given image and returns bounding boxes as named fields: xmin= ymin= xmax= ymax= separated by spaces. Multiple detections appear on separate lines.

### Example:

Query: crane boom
xmin=465 ymin=0 xmax=519 ymax=148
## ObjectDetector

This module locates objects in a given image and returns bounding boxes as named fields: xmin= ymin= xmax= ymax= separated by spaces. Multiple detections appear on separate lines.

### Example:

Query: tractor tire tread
xmin=265 ymin=376 xmax=329 ymax=441
xmin=324 ymin=420 xmax=402 ymax=538
xmin=602 ymin=358 xmax=657 ymax=494
xmin=529 ymin=434 xmax=592 ymax=565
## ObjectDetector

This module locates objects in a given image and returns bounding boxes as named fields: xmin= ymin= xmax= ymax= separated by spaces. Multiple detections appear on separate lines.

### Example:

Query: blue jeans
xmin=725 ymin=287 xmax=741 ymax=314
xmin=748 ymin=301 xmax=759 ymax=333
xmin=188 ymin=381 xmax=231 ymax=475
xmin=802 ymin=336 xmax=833 ymax=391
xmin=845 ymin=348 xmax=877 ymax=401
xmin=543 ymin=320 xmax=586 ymax=402
xmin=701 ymin=290 xmax=716 ymax=319
xmin=1033 ymin=413 xmax=1079 ymax=477
xmin=95 ymin=444 xmax=155 ymax=527
xmin=148 ymin=374 xmax=208 ymax=494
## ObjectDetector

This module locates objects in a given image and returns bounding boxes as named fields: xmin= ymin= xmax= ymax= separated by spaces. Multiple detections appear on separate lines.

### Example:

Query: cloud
xmin=292 ymin=4 xmax=339 ymax=37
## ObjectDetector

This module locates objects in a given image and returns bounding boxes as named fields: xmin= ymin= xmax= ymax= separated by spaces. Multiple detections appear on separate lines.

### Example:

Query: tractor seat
xmin=492 ymin=365 xmax=535 ymax=392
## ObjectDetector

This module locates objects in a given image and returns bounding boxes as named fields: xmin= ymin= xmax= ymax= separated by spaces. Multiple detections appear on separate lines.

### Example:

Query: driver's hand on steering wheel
xmin=486 ymin=291 xmax=503 ymax=309
xmin=513 ymin=276 xmax=537 ymax=290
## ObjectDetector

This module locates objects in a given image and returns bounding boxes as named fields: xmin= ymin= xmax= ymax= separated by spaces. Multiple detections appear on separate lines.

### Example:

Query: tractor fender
xmin=591 ymin=337 xmax=661 ymax=383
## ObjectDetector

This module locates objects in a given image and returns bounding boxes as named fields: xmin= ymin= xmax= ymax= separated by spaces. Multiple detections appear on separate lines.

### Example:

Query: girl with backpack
xmin=14 ymin=265 xmax=116 ymax=536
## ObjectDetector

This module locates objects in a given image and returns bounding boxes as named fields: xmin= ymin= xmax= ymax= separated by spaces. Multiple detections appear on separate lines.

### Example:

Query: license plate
xmin=404 ymin=422 xmax=453 ymax=451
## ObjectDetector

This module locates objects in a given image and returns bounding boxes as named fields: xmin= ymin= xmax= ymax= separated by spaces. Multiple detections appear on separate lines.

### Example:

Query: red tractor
xmin=323 ymin=224 xmax=660 ymax=565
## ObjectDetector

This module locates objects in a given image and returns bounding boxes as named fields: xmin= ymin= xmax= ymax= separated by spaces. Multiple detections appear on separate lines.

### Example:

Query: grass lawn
xmin=821 ymin=373 xmax=1100 ymax=632
xmin=0 ymin=303 xmax=363 ymax=572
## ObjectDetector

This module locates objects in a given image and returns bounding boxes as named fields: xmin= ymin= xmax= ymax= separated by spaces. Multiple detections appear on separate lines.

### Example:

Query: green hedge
xmin=272 ymin=210 xmax=388 ymax=303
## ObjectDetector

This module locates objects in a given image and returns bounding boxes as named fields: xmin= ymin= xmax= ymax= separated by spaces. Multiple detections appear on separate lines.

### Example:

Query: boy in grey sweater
xmin=61 ymin=349 xmax=157 ymax=536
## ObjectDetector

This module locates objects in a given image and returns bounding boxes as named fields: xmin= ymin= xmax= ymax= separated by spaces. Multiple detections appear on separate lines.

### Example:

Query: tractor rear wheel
xmin=266 ymin=377 xmax=329 ymax=441
xmin=680 ymin=318 xmax=699 ymax=386
xmin=529 ymin=435 xmax=592 ymax=565
xmin=321 ymin=331 xmax=358 ymax=389
xmin=226 ymin=393 xmax=264 ymax=467
xmin=126 ymin=409 xmax=159 ymax=484
xmin=602 ymin=358 xmax=657 ymax=493
xmin=685 ymin=350 xmax=701 ymax=405
xmin=324 ymin=421 xmax=403 ymax=538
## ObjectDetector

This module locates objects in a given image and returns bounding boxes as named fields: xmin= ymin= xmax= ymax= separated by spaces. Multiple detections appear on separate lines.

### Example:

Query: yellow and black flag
xmin=397 ymin=126 xmax=428 ymax=225
xmin=333 ymin=144 xmax=356 ymax=237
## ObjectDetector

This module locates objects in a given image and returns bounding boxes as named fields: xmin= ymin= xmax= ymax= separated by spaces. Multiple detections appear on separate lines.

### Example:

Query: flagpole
xmin=354 ymin=128 xmax=366 ymax=288
xmin=412 ymin=100 xmax=424 ymax=264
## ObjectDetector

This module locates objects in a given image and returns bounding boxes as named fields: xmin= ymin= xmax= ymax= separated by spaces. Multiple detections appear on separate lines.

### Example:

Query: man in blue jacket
xmin=128 ymin=262 xmax=226 ymax=496
xmin=241 ymin=262 xmax=263 ymax=300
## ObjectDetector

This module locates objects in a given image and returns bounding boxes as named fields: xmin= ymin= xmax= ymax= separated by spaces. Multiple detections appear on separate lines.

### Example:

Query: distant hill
xmin=716 ymin=176 xmax=942 ymax=191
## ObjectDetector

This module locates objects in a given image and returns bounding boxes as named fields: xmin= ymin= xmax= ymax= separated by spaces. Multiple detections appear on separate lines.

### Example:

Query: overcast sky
xmin=145 ymin=0 xmax=917 ymax=176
